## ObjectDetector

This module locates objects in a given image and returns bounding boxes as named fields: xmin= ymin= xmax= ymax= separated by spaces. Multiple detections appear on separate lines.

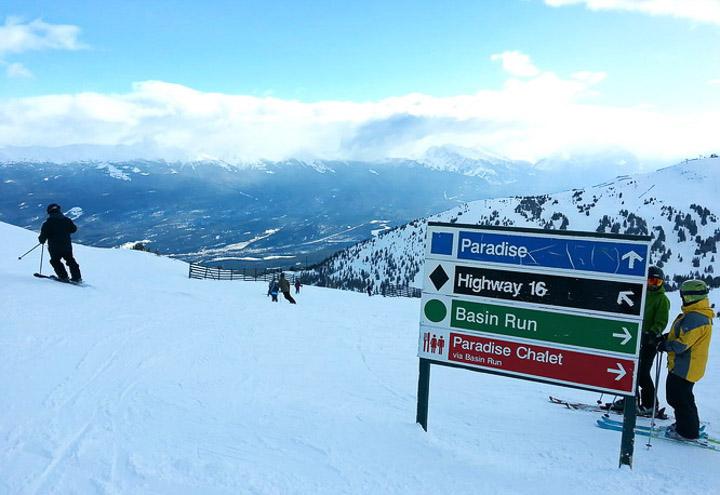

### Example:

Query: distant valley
xmin=0 ymin=145 xmax=658 ymax=271
xmin=0 ymin=152 xmax=545 ymax=270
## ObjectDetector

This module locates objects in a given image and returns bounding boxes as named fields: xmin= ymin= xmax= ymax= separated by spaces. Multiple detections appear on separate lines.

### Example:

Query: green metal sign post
xmin=416 ymin=359 xmax=431 ymax=431
xmin=620 ymin=397 xmax=637 ymax=467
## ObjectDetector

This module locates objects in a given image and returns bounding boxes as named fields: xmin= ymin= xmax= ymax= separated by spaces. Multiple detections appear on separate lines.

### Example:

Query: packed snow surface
xmin=1 ymin=221 xmax=718 ymax=494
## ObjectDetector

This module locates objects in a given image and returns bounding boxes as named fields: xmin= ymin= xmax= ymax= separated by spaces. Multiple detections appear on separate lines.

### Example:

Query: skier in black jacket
xmin=38 ymin=204 xmax=82 ymax=282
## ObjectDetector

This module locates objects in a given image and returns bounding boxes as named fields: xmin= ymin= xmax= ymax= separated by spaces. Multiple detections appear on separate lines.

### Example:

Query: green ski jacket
xmin=642 ymin=285 xmax=670 ymax=335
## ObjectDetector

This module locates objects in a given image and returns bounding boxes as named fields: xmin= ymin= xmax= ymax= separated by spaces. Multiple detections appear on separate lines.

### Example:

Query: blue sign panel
xmin=430 ymin=232 xmax=454 ymax=256
xmin=454 ymin=231 xmax=648 ymax=277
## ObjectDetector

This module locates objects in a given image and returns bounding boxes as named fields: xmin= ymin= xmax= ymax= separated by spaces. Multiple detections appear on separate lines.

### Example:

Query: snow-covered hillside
xmin=307 ymin=157 xmax=720 ymax=293
xmin=1 ymin=221 xmax=719 ymax=494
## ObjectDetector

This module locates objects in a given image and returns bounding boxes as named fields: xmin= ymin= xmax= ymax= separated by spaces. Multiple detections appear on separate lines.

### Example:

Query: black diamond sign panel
xmin=452 ymin=265 xmax=644 ymax=317
xmin=429 ymin=264 xmax=449 ymax=291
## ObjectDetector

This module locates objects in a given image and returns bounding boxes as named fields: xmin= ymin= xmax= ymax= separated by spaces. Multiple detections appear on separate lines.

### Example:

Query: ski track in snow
xmin=1 ymin=220 xmax=719 ymax=494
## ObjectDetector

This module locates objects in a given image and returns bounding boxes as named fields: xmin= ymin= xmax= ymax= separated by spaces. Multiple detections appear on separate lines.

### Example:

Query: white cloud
xmin=491 ymin=51 xmax=541 ymax=77
xmin=5 ymin=62 xmax=32 ymax=78
xmin=0 ymin=52 xmax=717 ymax=165
xmin=572 ymin=71 xmax=608 ymax=84
xmin=0 ymin=17 xmax=85 ymax=79
xmin=0 ymin=17 xmax=85 ymax=56
xmin=544 ymin=0 xmax=720 ymax=26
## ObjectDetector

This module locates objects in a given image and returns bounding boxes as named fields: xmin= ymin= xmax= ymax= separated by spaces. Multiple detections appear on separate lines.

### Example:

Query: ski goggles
xmin=680 ymin=288 xmax=709 ymax=297
xmin=647 ymin=277 xmax=663 ymax=287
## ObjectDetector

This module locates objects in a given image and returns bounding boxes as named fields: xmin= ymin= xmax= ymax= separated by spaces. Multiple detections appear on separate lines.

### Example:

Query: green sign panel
xmin=443 ymin=299 xmax=639 ymax=355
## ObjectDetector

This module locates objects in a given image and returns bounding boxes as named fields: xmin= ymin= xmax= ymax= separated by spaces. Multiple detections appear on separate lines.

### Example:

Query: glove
xmin=656 ymin=333 xmax=668 ymax=352
xmin=642 ymin=332 xmax=657 ymax=349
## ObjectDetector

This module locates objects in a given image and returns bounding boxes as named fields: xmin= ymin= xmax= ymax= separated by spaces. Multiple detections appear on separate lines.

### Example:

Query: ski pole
xmin=18 ymin=243 xmax=41 ymax=260
xmin=603 ymin=395 xmax=617 ymax=418
xmin=646 ymin=350 xmax=663 ymax=449
xmin=39 ymin=244 xmax=44 ymax=275
xmin=597 ymin=393 xmax=604 ymax=405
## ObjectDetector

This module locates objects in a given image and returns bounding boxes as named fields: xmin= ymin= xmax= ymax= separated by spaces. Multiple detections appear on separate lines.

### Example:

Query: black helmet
xmin=648 ymin=266 xmax=664 ymax=280
xmin=46 ymin=203 xmax=61 ymax=214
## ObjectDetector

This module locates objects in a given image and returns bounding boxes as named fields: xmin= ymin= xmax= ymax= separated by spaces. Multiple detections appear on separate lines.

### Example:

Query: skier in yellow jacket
xmin=659 ymin=279 xmax=713 ymax=440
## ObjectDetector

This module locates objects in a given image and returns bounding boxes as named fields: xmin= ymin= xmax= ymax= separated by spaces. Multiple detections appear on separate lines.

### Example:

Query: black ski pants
xmin=666 ymin=372 xmax=700 ymax=439
xmin=49 ymin=250 xmax=81 ymax=281
xmin=282 ymin=291 xmax=296 ymax=304
xmin=637 ymin=336 xmax=659 ymax=409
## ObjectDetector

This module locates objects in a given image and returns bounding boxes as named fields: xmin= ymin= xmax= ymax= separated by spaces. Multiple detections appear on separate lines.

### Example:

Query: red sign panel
xmin=447 ymin=332 xmax=636 ymax=394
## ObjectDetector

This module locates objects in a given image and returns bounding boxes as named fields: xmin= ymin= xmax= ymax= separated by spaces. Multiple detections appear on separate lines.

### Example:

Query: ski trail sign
xmin=418 ymin=223 xmax=649 ymax=395
xmin=415 ymin=223 xmax=651 ymax=468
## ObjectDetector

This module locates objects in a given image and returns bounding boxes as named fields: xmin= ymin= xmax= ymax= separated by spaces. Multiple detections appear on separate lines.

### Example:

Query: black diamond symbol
xmin=429 ymin=265 xmax=449 ymax=291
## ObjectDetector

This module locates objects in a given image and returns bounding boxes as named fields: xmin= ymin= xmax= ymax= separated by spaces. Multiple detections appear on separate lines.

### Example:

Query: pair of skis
xmin=548 ymin=395 xmax=668 ymax=420
xmin=33 ymin=273 xmax=85 ymax=286
xmin=549 ymin=396 xmax=718 ymax=452
xmin=596 ymin=416 xmax=718 ymax=451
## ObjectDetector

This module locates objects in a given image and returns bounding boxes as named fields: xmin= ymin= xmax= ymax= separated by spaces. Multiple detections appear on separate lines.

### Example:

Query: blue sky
xmin=1 ymin=0 xmax=719 ymax=164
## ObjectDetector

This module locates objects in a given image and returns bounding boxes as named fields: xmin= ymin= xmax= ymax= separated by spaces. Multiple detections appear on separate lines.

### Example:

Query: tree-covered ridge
xmin=304 ymin=157 xmax=720 ymax=292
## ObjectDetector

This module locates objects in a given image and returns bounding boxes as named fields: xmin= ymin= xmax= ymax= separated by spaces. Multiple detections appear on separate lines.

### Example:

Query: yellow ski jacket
xmin=666 ymin=298 xmax=713 ymax=383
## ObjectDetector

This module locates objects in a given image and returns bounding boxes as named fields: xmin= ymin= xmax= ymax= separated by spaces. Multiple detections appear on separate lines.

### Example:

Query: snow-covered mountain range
xmin=416 ymin=145 xmax=533 ymax=181
xmin=0 ymin=158 xmax=538 ymax=269
xmin=0 ymin=147 xmax=636 ymax=269
xmin=304 ymin=157 xmax=720 ymax=294
xmin=0 ymin=143 xmax=656 ymax=184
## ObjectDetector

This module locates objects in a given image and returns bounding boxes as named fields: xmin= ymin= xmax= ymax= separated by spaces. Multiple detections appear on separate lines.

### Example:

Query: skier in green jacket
xmin=636 ymin=266 xmax=671 ymax=412
xmin=611 ymin=266 xmax=670 ymax=413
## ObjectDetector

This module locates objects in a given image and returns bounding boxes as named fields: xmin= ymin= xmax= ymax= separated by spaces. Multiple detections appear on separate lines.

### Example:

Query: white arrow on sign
xmin=607 ymin=363 xmax=627 ymax=381
xmin=621 ymin=250 xmax=643 ymax=269
xmin=617 ymin=291 xmax=635 ymax=307
xmin=612 ymin=327 xmax=632 ymax=346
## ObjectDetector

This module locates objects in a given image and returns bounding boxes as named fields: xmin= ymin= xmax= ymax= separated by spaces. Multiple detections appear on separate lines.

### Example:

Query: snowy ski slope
xmin=1 ymin=221 xmax=718 ymax=494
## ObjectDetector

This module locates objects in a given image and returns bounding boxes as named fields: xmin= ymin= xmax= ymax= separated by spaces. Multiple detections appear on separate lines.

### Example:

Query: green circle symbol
xmin=424 ymin=299 xmax=447 ymax=323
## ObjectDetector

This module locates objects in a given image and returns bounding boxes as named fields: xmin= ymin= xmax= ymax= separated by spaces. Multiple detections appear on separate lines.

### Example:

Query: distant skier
xmin=294 ymin=279 xmax=302 ymax=294
xmin=367 ymin=284 xmax=372 ymax=297
xmin=268 ymin=277 xmax=279 ymax=302
xmin=279 ymin=273 xmax=296 ymax=304
xmin=658 ymin=279 xmax=713 ymax=441
xmin=610 ymin=266 xmax=670 ymax=414
xmin=38 ymin=203 xmax=82 ymax=282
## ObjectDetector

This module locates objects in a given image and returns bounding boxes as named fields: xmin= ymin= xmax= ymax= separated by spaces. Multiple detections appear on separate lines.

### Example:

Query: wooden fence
xmin=375 ymin=285 xmax=422 ymax=298
xmin=188 ymin=264 xmax=287 ymax=282
xmin=188 ymin=263 xmax=421 ymax=298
